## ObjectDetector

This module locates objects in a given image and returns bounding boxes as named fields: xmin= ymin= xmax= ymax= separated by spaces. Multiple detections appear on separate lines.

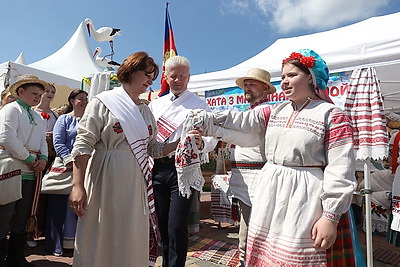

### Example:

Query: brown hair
xmin=66 ymin=89 xmax=88 ymax=113
xmin=282 ymin=58 xmax=311 ymax=75
xmin=1 ymin=88 xmax=11 ymax=100
xmin=117 ymin=51 xmax=159 ymax=84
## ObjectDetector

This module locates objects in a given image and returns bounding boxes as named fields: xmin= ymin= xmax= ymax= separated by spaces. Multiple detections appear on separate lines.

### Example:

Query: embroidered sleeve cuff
xmin=24 ymin=155 xmax=35 ymax=164
xmin=39 ymin=155 xmax=48 ymax=161
xmin=322 ymin=210 xmax=341 ymax=223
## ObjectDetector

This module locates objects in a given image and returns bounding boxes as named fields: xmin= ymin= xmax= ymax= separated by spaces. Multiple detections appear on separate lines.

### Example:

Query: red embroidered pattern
xmin=0 ymin=170 xmax=21 ymax=181
xmin=322 ymin=210 xmax=341 ymax=223
xmin=113 ymin=122 xmax=123 ymax=134
xmin=175 ymin=135 xmax=198 ymax=168
xmin=246 ymin=225 xmax=327 ymax=266
xmin=393 ymin=196 xmax=400 ymax=215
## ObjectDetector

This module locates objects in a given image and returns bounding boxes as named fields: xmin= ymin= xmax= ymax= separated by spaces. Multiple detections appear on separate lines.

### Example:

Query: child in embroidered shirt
xmin=0 ymin=74 xmax=48 ymax=266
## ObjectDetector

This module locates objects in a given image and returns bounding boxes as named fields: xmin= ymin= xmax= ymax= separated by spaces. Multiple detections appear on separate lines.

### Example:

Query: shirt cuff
xmin=62 ymin=155 xmax=73 ymax=165
xmin=24 ymin=155 xmax=35 ymax=164
xmin=322 ymin=210 xmax=341 ymax=223
xmin=39 ymin=155 xmax=48 ymax=162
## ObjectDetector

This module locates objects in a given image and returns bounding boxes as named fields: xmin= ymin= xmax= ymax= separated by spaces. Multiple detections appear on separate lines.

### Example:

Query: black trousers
xmin=0 ymin=180 xmax=36 ymax=239
xmin=152 ymin=157 xmax=195 ymax=267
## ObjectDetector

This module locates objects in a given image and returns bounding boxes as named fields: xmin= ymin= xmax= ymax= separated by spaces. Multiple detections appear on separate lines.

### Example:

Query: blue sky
xmin=1 ymin=1 xmax=400 ymax=88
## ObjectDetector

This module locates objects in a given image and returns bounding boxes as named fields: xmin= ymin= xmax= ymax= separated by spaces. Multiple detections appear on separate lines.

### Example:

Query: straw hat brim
xmin=9 ymin=78 xmax=48 ymax=96
xmin=235 ymin=76 xmax=276 ymax=94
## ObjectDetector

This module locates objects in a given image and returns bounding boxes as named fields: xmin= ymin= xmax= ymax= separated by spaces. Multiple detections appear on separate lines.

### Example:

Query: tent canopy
xmin=28 ymin=22 xmax=102 ymax=82
xmin=188 ymin=12 xmax=400 ymax=111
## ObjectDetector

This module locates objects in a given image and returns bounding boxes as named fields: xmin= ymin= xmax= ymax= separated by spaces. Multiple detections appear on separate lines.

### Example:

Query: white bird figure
xmin=93 ymin=47 xmax=120 ymax=69
xmin=85 ymin=18 xmax=121 ymax=57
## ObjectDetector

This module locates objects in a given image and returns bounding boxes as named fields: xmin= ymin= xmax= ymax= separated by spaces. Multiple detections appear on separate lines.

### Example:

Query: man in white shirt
xmin=149 ymin=56 xmax=217 ymax=267
xmin=229 ymin=68 xmax=275 ymax=266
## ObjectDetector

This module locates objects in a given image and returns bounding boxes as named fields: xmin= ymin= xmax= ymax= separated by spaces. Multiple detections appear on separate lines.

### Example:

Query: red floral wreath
xmin=41 ymin=112 xmax=50 ymax=120
xmin=282 ymin=52 xmax=316 ymax=68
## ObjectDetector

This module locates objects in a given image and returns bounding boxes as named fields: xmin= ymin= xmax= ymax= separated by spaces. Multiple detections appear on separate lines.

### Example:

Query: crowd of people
xmin=0 ymin=49 xmax=398 ymax=267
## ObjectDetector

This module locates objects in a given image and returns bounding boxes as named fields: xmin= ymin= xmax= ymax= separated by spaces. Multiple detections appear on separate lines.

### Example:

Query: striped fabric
xmin=344 ymin=67 xmax=389 ymax=160
xmin=246 ymin=222 xmax=327 ymax=266
xmin=157 ymin=116 xmax=178 ymax=142
xmin=326 ymin=213 xmax=355 ymax=267
xmin=231 ymin=161 xmax=264 ymax=169
xmin=324 ymin=108 xmax=353 ymax=151
xmin=187 ymin=235 xmax=240 ymax=267
xmin=373 ymin=247 xmax=400 ymax=266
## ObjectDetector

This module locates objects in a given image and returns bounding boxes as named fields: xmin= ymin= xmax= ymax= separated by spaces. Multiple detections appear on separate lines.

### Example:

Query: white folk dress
xmin=209 ymin=99 xmax=356 ymax=266
xmin=71 ymin=98 xmax=163 ymax=267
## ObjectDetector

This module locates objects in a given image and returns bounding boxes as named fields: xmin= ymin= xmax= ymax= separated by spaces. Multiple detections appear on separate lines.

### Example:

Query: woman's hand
xmin=311 ymin=216 xmax=338 ymax=250
xmin=188 ymin=130 xmax=203 ymax=149
xmin=69 ymin=184 xmax=88 ymax=218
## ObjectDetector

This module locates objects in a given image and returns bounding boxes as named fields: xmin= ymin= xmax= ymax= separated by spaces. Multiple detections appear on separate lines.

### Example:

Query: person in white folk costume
xmin=69 ymin=52 xmax=203 ymax=267
xmin=185 ymin=49 xmax=356 ymax=266
xmin=225 ymin=68 xmax=276 ymax=267
xmin=0 ymin=74 xmax=49 ymax=267
xmin=148 ymin=55 xmax=217 ymax=267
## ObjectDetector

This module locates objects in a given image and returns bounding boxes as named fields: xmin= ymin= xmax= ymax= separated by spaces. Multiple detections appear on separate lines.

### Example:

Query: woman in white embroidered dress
xmin=68 ymin=52 xmax=202 ymax=267
xmin=195 ymin=49 xmax=356 ymax=266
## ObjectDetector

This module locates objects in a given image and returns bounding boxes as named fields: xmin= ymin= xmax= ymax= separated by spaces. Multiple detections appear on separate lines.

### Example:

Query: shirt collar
xmin=249 ymin=98 xmax=268 ymax=110
xmin=16 ymin=99 xmax=31 ymax=110
xmin=16 ymin=99 xmax=36 ymax=125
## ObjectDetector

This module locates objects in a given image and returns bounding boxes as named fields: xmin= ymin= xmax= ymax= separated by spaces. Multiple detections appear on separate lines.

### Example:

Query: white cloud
xmin=220 ymin=0 xmax=250 ymax=15
xmin=223 ymin=0 xmax=391 ymax=33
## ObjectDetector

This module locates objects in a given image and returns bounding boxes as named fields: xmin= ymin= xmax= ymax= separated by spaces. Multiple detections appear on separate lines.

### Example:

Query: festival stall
xmin=188 ymin=12 xmax=400 ymax=112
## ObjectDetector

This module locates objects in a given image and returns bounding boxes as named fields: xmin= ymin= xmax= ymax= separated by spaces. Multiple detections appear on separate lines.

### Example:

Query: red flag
xmin=159 ymin=2 xmax=177 ymax=96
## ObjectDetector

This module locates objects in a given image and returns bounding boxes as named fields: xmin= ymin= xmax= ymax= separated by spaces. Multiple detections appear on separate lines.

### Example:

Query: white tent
xmin=0 ymin=22 xmax=103 ymax=106
xmin=28 ymin=22 xmax=102 ymax=82
xmin=188 ymin=12 xmax=400 ymax=111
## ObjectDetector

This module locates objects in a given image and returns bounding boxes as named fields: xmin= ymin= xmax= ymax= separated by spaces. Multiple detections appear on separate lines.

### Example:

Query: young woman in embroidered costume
xmin=44 ymin=90 xmax=88 ymax=256
xmin=23 ymin=83 xmax=58 ymax=249
xmin=68 ymin=52 xmax=203 ymax=267
xmin=0 ymin=74 xmax=49 ymax=267
xmin=188 ymin=49 xmax=356 ymax=266
xmin=34 ymin=83 xmax=58 ymax=163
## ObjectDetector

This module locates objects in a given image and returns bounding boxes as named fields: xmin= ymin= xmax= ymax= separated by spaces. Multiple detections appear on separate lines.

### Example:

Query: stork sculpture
xmin=85 ymin=18 xmax=121 ymax=58
xmin=93 ymin=47 xmax=120 ymax=69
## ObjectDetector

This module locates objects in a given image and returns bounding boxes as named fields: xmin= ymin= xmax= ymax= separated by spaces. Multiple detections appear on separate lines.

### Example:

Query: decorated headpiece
xmin=282 ymin=49 xmax=329 ymax=91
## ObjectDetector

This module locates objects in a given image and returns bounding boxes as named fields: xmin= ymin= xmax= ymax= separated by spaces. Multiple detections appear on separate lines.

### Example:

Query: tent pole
xmin=363 ymin=158 xmax=373 ymax=267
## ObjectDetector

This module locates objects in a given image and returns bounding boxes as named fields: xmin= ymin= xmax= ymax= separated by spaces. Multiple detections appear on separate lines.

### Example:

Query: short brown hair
xmin=117 ymin=52 xmax=159 ymax=84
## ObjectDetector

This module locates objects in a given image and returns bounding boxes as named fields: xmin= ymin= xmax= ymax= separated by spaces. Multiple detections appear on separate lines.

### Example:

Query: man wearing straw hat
xmin=229 ymin=68 xmax=275 ymax=267
xmin=0 ymin=74 xmax=49 ymax=267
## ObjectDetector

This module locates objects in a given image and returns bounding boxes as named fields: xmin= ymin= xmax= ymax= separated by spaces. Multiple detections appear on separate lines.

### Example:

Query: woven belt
xmin=231 ymin=161 xmax=265 ymax=170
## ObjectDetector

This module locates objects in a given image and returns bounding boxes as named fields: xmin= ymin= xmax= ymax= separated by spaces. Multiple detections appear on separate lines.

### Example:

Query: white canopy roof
xmin=28 ymin=22 xmax=102 ymax=81
xmin=188 ymin=12 xmax=400 ymax=110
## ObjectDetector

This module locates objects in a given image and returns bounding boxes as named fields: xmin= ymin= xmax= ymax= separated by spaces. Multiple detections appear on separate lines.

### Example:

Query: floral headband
xmin=282 ymin=52 xmax=316 ymax=69
xmin=282 ymin=49 xmax=329 ymax=91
